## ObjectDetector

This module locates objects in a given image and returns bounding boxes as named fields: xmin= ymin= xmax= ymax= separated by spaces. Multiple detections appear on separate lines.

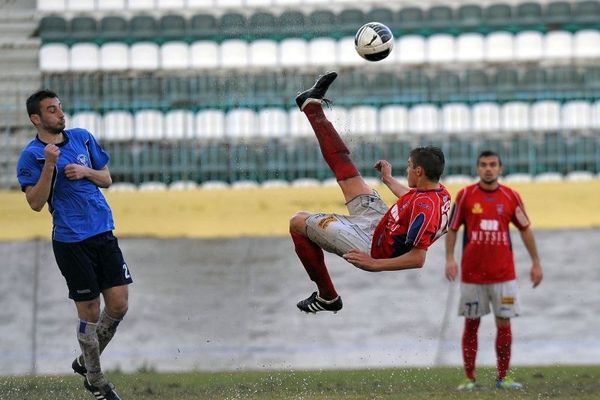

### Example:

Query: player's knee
xmin=107 ymin=301 xmax=128 ymax=319
xmin=290 ymin=212 xmax=310 ymax=234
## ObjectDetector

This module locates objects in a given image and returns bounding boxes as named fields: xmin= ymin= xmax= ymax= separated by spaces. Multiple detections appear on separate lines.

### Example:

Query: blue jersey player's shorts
xmin=52 ymin=231 xmax=133 ymax=301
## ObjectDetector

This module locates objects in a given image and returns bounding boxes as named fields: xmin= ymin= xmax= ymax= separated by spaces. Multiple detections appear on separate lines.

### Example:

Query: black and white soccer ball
xmin=354 ymin=22 xmax=394 ymax=61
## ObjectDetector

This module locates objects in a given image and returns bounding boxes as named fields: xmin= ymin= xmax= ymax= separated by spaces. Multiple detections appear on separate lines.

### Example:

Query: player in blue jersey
xmin=17 ymin=90 xmax=129 ymax=400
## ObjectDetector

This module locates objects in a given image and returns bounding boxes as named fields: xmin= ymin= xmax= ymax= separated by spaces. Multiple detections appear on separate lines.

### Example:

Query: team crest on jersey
xmin=77 ymin=154 xmax=88 ymax=166
xmin=496 ymin=203 xmax=504 ymax=215
xmin=472 ymin=203 xmax=483 ymax=214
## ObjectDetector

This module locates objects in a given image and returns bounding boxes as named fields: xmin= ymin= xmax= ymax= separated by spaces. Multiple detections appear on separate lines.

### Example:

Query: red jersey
xmin=371 ymin=185 xmax=451 ymax=259
xmin=449 ymin=183 xmax=531 ymax=284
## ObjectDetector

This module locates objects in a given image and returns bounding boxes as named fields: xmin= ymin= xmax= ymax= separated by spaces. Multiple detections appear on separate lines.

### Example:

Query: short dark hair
xmin=477 ymin=150 xmax=502 ymax=166
xmin=26 ymin=89 xmax=59 ymax=117
xmin=409 ymin=146 xmax=445 ymax=182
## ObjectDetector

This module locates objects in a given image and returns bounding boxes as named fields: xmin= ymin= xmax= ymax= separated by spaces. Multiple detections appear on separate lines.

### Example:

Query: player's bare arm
xmin=25 ymin=144 xmax=60 ymax=211
xmin=445 ymin=228 xmax=459 ymax=281
xmin=343 ymin=247 xmax=426 ymax=272
xmin=374 ymin=160 xmax=410 ymax=198
xmin=519 ymin=227 xmax=543 ymax=288
xmin=64 ymin=164 xmax=112 ymax=188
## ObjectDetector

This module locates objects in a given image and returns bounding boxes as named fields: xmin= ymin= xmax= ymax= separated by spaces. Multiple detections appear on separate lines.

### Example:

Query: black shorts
xmin=53 ymin=231 xmax=133 ymax=302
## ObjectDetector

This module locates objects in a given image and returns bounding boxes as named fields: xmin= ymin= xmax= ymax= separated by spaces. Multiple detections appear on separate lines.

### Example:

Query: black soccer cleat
xmin=72 ymin=355 xmax=87 ymax=377
xmin=295 ymin=71 xmax=338 ymax=111
xmin=84 ymin=378 xmax=123 ymax=400
xmin=297 ymin=291 xmax=343 ymax=314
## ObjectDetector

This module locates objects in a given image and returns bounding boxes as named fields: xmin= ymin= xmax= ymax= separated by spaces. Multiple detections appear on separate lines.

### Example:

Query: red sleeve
xmin=449 ymin=188 xmax=466 ymax=231
xmin=510 ymin=189 xmax=530 ymax=230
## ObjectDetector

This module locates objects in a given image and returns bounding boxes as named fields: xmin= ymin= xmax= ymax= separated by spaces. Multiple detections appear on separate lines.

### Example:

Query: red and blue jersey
xmin=449 ymin=183 xmax=530 ymax=284
xmin=371 ymin=185 xmax=451 ymax=259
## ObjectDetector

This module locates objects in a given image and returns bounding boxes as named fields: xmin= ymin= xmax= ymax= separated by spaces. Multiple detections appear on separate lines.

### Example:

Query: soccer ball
xmin=354 ymin=22 xmax=394 ymax=61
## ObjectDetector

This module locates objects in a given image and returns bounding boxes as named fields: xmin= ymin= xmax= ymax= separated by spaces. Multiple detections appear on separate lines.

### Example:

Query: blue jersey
xmin=16 ymin=128 xmax=115 ymax=242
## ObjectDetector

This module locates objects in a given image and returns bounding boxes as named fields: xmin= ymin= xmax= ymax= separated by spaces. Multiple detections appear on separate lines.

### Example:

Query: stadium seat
xmin=161 ymin=41 xmax=190 ymax=69
xmin=70 ymin=17 xmax=97 ymax=43
xmin=552 ymin=65 xmax=583 ymax=100
xmin=129 ymin=15 xmax=158 ymax=43
xmin=427 ymin=34 xmax=455 ymax=63
xmin=226 ymin=108 xmax=257 ymax=138
xmin=571 ymin=0 xmax=600 ymax=30
xmin=160 ymin=14 xmax=187 ymax=42
xmin=190 ymin=14 xmax=219 ymax=41
xmin=561 ymin=100 xmax=591 ymax=129
xmin=220 ymin=12 xmax=248 ymax=40
xmin=127 ymin=0 xmax=155 ymax=9
xmin=307 ymin=10 xmax=336 ymax=39
xmin=427 ymin=5 xmax=456 ymax=34
xmin=338 ymin=36 xmax=363 ymax=66
xmin=101 ymin=75 xmax=130 ymax=111
xmin=38 ymin=0 xmax=66 ymax=11
xmin=514 ymin=2 xmax=545 ymax=31
xmin=249 ymin=40 xmax=278 ymax=67
xmin=277 ymin=10 xmax=307 ymax=39
xmin=130 ymin=42 xmax=159 ymax=70
xmin=456 ymin=33 xmax=484 ymax=62
xmin=543 ymin=31 xmax=573 ymax=59
xmin=501 ymin=101 xmax=530 ymax=132
xmin=408 ymin=104 xmax=439 ymax=135
xmin=483 ymin=3 xmax=513 ymax=32
xmin=99 ymin=42 xmax=128 ymax=70
xmin=71 ymin=111 xmax=103 ymax=139
xmin=472 ymin=102 xmax=501 ymax=132
xmin=135 ymin=110 xmax=164 ymax=140
xmin=157 ymin=0 xmax=185 ymax=8
xmin=190 ymin=41 xmax=219 ymax=69
xmin=39 ymin=16 xmax=68 ymax=43
xmin=258 ymin=108 xmax=289 ymax=138
xmin=366 ymin=8 xmax=395 ymax=32
xmin=432 ymin=71 xmax=461 ymax=103
xmin=323 ymin=106 xmax=349 ymax=133
xmin=131 ymin=76 xmax=161 ymax=110
xmin=457 ymin=4 xmax=484 ymax=33
xmin=531 ymin=100 xmax=561 ymax=130
xmin=396 ymin=7 xmax=425 ymax=35
xmin=217 ymin=0 xmax=244 ymax=6
xmin=97 ymin=0 xmax=126 ymax=10
xmin=219 ymin=40 xmax=249 ymax=69
xmin=39 ymin=43 xmax=70 ymax=72
xmin=573 ymin=30 xmax=600 ymax=59
xmin=308 ymin=37 xmax=337 ymax=66
xmin=288 ymin=108 xmax=313 ymax=137
xmin=397 ymin=35 xmax=426 ymax=65
xmin=515 ymin=31 xmax=543 ymax=61
xmin=337 ymin=8 xmax=365 ymax=37
xmin=67 ymin=0 xmax=94 ymax=11
xmin=249 ymin=12 xmax=277 ymax=40
xmin=165 ymin=110 xmax=194 ymax=139
xmin=379 ymin=104 xmax=408 ymax=135
xmin=103 ymin=111 xmax=134 ymax=141
xmin=99 ymin=16 xmax=128 ymax=43
xmin=544 ymin=1 xmax=572 ymax=28
xmin=484 ymin=31 xmax=514 ymax=62
xmin=195 ymin=109 xmax=225 ymax=139
xmin=400 ymin=70 xmax=430 ymax=104
xmin=70 ymin=43 xmax=100 ymax=71
xmin=495 ymin=68 xmax=519 ymax=102
xmin=442 ymin=103 xmax=471 ymax=133
xmin=463 ymin=70 xmax=491 ymax=102
xmin=348 ymin=105 xmax=378 ymax=135
xmin=591 ymin=100 xmax=600 ymax=127
xmin=280 ymin=38 xmax=308 ymax=67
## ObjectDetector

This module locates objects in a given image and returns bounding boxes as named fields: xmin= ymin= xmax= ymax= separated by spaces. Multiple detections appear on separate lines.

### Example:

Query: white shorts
xmin=305 ymin=192 xmax=388 ymax=257
xmin=458 ymin=280 xmax=520 ymax=319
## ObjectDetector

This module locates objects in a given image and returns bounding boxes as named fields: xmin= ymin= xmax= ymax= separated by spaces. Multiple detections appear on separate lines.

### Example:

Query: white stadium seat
xmin=324 ymin=106 xmax=349 ymax=134
xmin=219 ymin=39 xmax=249 ymax=69
xmin=544 ymin=31 xmax=573 ymax=60
xmin=531 ymin=100 xmax=561 ymax=131
xmin=38 ymin=0 xmax=66 ymax=11
xmin=190 ymin=41 xmax=219 ymax=69
xmin=485 ymin=31 xmax=514 ymax=63
xmin=135 ymin=110 xmax=164 ymax=140
xmin=103 ymin=111 xmax=134 ymax=141
xmin=246 ymin=0 xmax=274 ymax=5
xmin=442 ymin=103 xmax=471 ymax=133
xmin=561 ymin=101 xmax=591 ymax=130
xmin=249 ymin=40 xmax=278 ymax=67
xmin=348 ymin=105 xmax=378 ymax=135
xmin=280 ymin=38 xmax=308 ymax=67
xmin=409 ymin=104 xmax=439 ymax=135
xmin=515 ymin=31 xmax=543 ymax=62
xmin=501 ymin=101 xmax=530 ymax=132
xmin=157 ymin=0 xmax=185 ymax=8
xmin=161 ymin=41 xmax=190 ymax=70
xmin=216 ymin=0 xmax=244 ymax=6
xmin=97 ymin=0 xmax=126 ymax=10
xmin=71 ymin=112 xmax=103 ymax=139
xmin=39 ymin=44 xmax=70 ymax=72
xmin=225 ymin=108 xmax=257 ymax=138
xmin=67 ymin=0 xmax=95 ymax=11
xmin=130 ymin=42 xmax=159 ymax=70
xmin=427 ymin=34 xmax=455 ymax=64
xmin=472 ymin=102 xmax=501 ymax=132
xmin=592 ymin=101 xmax=600 ymax=128
xmin=573 ymin=30 xmax=600 ymax=59
xmin=288 ymin=108 xmax=313 ymax=137
xmin=308 ymin=37 xmax=337 ymax=66
xmin=258 ymin=108 xmax=288 ymax=138
xmin=128 ymin=0 xmax=155 ymax=9
xmin=397 ymin=35 xmax=426 ymax=65
xmin=195 ymin=109 xmax=225 ymax=139
xmin=379 ymin=104 xmax=408 ymax=135
xmin=456 ymin=33 xmax=484 ymax=63
xmin=100 ymin=42 xmax=129 ymax=70
xmin=70 ymin=43 xmax=99 ymax=71
xmin=165 ymin=110 xmax=195 ymax=139
xmin=338 ymin=36 xmax=364 ymax=66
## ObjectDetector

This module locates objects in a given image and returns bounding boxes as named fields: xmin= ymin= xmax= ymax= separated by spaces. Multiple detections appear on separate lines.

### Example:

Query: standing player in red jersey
xmin=445 ymin=150 xmax=543 ymax=391
xmin=290 ymin=72 xmax=451 ymax=314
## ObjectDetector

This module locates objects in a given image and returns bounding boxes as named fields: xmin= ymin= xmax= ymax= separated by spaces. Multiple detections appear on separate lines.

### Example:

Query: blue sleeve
xmin=16 ymin=150 xmax=42 ymax=192
xmin=85 ymin=130 xmax=110 ymax=170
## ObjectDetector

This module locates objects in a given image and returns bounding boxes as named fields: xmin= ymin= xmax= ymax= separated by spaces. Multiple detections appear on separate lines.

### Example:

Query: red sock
xmin=303 ymin=103 xmax=359 ymax=181
xmin=463 ymin=318 xmax=480 ymax=381
xmin=290 ymin=230 xmax=338 ymax=300
xmin=496 ymin=324 xmax=512 ymax=380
